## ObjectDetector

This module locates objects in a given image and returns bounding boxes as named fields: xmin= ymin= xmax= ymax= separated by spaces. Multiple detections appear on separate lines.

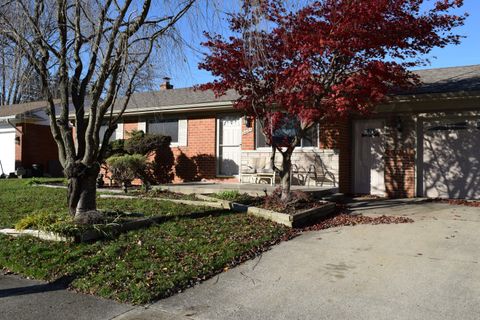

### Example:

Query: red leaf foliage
xmin=199 ymin=0 xmax=465 ymax=144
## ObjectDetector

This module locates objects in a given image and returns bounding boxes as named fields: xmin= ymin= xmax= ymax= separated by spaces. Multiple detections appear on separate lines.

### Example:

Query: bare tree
xmin=0 ymin=25 xmax=42 ymax=104
xmin=0 ymin=0 xmax=197 ymax=222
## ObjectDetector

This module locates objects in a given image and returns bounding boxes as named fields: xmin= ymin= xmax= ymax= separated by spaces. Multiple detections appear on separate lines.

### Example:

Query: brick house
xmin=2 ymin=65 xmax=480 ymax=200
xmin=104 ymin=65 xmax=480 ymax=200
xmin=0 ymin=101 xmax=61 ymax=177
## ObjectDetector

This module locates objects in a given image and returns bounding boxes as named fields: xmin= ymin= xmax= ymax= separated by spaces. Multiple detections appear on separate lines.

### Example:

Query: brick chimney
xmin=160 ymin=77 xmax=173 ymax=90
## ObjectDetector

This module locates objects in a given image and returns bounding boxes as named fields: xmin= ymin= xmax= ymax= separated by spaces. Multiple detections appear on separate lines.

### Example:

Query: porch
xmin=155 ymin=182 xmax=338 ymax=197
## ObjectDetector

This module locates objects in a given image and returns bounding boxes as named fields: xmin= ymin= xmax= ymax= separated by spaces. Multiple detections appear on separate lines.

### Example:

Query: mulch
xmin=430 ymin=198 xmax=480 ymax=207
xmin=300 ymin=205 xmax=414 ymax=232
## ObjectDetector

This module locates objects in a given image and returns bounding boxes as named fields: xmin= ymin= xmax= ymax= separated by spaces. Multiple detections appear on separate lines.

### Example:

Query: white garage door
xmin=423 ymin=119 xmax=480 ymax=199
xmin=0 ymin=124 xmax=16 ymax=175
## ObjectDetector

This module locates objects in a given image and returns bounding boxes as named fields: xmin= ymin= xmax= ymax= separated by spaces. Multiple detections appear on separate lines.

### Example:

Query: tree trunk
xmin=66 ymin=162 xmax=102 ymax=224
xmin=279 ymin=150 xmax=292 ymax=202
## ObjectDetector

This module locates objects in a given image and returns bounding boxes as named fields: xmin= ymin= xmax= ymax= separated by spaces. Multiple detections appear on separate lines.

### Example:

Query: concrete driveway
xmin=1 ymin=200 xmax=479 ymax=320
xmin=141 ymin=200 xmax=480 ymax=320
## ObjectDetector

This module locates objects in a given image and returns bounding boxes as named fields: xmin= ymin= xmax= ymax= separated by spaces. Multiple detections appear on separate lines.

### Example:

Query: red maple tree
xmin=199 ymin=0 xmax=465 ymax=200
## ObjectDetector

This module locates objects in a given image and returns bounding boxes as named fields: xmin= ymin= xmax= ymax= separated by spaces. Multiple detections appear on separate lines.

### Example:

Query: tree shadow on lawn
xmin=145 ymin=208 xmax=237 ymax=225
xmin=79 ymin=209 xmax=239 ymax=243
xmin=0 ymin=275 xmax=76 ymax=298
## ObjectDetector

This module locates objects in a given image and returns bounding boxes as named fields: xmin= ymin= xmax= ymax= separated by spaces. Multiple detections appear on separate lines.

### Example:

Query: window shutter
xmin=115 ymin=122 xmax=124 ymax=140
xmin=178 ymin=119 xmax=188 ymax=146
xmin=138 ymin=121 xmax=147 ymax=133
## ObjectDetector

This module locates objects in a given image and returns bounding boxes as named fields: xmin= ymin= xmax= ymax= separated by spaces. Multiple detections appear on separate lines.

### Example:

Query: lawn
xmin=0 ymin=179 xmax=292 ymax=304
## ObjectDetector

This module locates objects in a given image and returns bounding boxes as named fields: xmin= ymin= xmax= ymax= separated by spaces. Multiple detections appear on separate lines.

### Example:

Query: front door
xmin=354 ymin=119 xmax=386 ymax=196
xmin=217 ymin=115 xmax=242 ymax=176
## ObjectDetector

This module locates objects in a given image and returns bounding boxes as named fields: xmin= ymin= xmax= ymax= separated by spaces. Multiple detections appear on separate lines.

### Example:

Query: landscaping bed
xmin=0 ymin=179 xmax=293 ymax=304
xmin=207 ymin=189 xmax=336 ymax=227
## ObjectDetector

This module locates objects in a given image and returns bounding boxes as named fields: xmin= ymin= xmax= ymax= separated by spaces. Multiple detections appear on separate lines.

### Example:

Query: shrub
xmin=105 ymin=139 xmax=127 ymax=158
xmin=104 ymin=130 xmax=174 ymax=184
xmin=124 ymin=130 xmax=171 ymax=155
xmin=106 ymin=154 xmax=147 ymax=189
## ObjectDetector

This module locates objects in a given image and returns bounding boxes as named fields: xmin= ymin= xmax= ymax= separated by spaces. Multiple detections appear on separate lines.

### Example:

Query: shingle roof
xmin=114 ymin=88 xmax=239 ymax=114
xmin=406 ymin=64 xmax=480 ymax=95
xmin=2 ymin=65 xmax=480 ymax=118
xmin=0 ymin=100 xmax=56 ymax=118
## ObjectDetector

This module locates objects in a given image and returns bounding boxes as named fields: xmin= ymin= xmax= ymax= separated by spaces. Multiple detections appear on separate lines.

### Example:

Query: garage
xmin=421 ymin=118 xmax=480 ymax=199
xmin=0 ymin=124 xmax=16 ymax=176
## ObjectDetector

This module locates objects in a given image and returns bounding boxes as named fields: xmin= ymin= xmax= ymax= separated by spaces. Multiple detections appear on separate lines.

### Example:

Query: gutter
xmin=69 ymin=101 xmax=235 ymax=120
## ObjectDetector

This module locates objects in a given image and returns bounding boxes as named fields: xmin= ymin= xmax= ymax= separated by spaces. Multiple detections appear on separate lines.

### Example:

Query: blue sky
xmin=164 ymin=0 xmax=480 ymax=89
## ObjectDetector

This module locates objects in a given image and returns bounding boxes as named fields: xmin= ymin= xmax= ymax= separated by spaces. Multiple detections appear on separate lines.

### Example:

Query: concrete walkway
xmin=1 ymin=200 xmax=479 ymax=319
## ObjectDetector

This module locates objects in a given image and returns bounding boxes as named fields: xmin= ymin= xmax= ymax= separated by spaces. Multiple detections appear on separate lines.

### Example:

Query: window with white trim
xmin=147 ymin=118 xmax=179 ymax=143
xmin=255 ymin=119 xmax=318 ymax=149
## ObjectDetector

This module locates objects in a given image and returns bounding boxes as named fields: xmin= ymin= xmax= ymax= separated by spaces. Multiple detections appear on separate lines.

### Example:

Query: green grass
xmin=0 ymin=179 xmax=291 ymax=304
xmin=212 ymin=190 xmax=261 ymax=206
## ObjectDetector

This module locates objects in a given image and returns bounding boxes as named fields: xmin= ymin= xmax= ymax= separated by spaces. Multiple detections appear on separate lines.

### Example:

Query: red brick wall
xmin=102 ymin=114 xmax=248 ymax=186
xmin=18 ymin=123 xmax=60 ymax=176
xmin=384 ymin=149 xmax=415 ymax=198
xmin=241 ymin=117 xmax=255 ymax=151
xmin=172 ymin=116 xmax=217 ymax=182
xmin=319 ymin=121 xmax=340 ymax=149
xmin=319 ymin=119 xmax=352 ymax=194
xmin=123 ymin=121 xmax=138 ymax=137
xmin=15 ymin=126 xmax=22 ymax=168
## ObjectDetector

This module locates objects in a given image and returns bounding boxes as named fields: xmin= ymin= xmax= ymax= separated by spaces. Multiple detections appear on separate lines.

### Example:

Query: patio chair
xmin=240 ymin=156 xmax=276 ymax=186
xmin=304 ymin=155 xmax=337 ymax=187
xmin=255 ymin=157 xmax=276 ymax=185
xmin=240 ymin=158 xmax=258 ymax=184
xmin=291 ymin=163 xmax=307 ymax=186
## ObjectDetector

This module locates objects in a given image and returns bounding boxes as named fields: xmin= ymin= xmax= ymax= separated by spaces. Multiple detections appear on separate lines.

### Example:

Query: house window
xmin=255 ymin=119 xmax=318 ymax=148
xmin=99 ymin=125 xmax=116 ymax=142
xmin=147 ymin=118 xmax=179 ymax=143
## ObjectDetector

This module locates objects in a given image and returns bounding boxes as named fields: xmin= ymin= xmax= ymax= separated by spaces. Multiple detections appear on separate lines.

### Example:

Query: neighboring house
xmin=0 ymin=101 xmax=61 ymax=177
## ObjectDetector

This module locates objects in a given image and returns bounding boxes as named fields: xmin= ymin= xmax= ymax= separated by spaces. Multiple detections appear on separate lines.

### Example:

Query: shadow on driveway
xmin=0 ymin=275 xmax=75 ymax=298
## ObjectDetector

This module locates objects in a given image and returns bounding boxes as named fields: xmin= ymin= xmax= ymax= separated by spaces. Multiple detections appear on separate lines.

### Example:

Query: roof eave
xmin=377 ymin=90 xmax=480 ymax=114
xmin=69 ymin=100 xmax=235 ymax=119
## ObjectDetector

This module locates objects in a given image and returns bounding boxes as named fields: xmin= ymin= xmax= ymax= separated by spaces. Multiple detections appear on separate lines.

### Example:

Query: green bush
xmin=103 ymin=130 xmax=174 ymax=184
xmin=124 ymin=130 xmax=171 ymax=155
xmin=106 ymin=154 xmax=147 ymax=187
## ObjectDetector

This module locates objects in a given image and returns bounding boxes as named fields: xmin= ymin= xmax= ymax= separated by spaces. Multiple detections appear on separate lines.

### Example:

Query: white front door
xmin=0 ymin=124 xmax=16 ymax=175
xmin=422 ymin=119 xmax=480 ymax=199
xmin=354 ymin=119 xmax=386 ymax=196
xmin=217 ymin=115 xmax=242 ymax=176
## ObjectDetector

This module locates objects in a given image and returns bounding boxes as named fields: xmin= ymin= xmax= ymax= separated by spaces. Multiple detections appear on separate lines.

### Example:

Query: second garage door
xmin=422 ymin=119 xmax=480 ymax=199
